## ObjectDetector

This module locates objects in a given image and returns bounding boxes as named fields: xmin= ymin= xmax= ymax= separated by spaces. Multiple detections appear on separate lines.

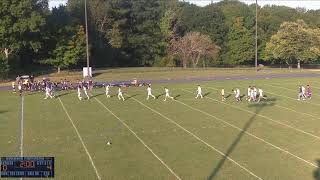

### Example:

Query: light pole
xmin=85 ymin=0 xmax=90 ymax=78
xmin=255 ymin=0 xmax=258 ymax=71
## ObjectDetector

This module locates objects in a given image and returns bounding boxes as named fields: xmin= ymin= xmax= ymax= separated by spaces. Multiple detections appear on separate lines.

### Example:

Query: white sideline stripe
xmin=181 ymin=89 xmax=317 ymax=168
xmin=129 ymin=96 xmax=262 ymax=180
xmin=58 ymin=98 xmax=102 ymax=180
xmin=20 ymin=96 xmax=24 ymax=157
xmin=206 ymin=87 xmax=320 ymax=141
xmin=94 ymin=98 xmax=181 ymax=180
xmin=19 ymin=96 xmax=24 ymax=180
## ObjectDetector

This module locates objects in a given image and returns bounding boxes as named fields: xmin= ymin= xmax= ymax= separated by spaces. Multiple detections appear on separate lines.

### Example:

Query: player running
xmin=77 ymin=81 xmax=83 ymax=100
xmin=233 ymin=88 xmax=241 ymax=102
xmin=221 ymin=88 xmax=226 ymax=101
xmin=118 ymin=87 xmax=125 ymax=101
xmin=44 ymin=81 xmax=54 ymax=99
xmin=146 ymin=84 xmax=156 ymax=100
xmin=306 ymin=85 xmax=312 ymax=99
xmin=257 ymin=88 xmax=266 ymax=102
xmin=82 ymin=81 xmax=90 ymax=100
xmin=105 ymin=84 xmax=111 ymax=98
xmin=164 ymin=87 xmax=174 ymax=101
xmin=195 ymin=85 xmax=203 ymax=99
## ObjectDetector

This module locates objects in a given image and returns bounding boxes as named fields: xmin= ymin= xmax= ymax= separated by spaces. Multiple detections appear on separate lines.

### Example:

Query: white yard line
xmin=129 ymin=96 xmax=263 ymax=180
xmin=205 ymin=87 xmax=320 ymax=141
xmin=178 ymin=90 xmax=317 ymax=168
xmin=58 ymin=98 xmax=102 ymax=180
xmin=94 ymin=97 xmax=181 ymax=180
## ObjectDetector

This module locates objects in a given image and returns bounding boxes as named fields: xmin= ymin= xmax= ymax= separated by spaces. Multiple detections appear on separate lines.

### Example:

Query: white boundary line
xmin=205 ymin=87 xmax=320 ymax=141
xmin=58 ymin=98 xmax=102 ymax=180
xmin=20 ymin=95 xmax=24 ymax=157
xmin=129 ymin=96 xmax=263 ymax=180
xmin=179 ymin=89 xmax=317 ymax=168
xmin=94 ymin=97 xmax=181 ymax=180
xmin=19 ymin=95 xmax=24 ymax=180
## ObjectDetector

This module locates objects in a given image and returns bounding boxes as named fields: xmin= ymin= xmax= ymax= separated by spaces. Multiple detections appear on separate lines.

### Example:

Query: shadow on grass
xmin=225 ymin=94 xmax=231 ymax=99
xmin=126 ymin=94 xmax=139 ymax=100
xmin=207 ymin=98 xmax=276 ymax=180
xmin=156 ymin=93 xmax=165 ymax=99
xmin=91 ymin=93 xmax=105 ymax=98
xmin=0 ymin=110 xmax=8 ymax=114
xmin=56 ymin=92 xmax=71 ymax=98
xmin=174 ymin=94 xmax=181 ymax=99
xmin=314 ymin=160 xmax=320 ymax=180
xmin=92 ymin=72 xmax=103 ymax=77
xmin=203 ymin=92 xmax=211 ymax=97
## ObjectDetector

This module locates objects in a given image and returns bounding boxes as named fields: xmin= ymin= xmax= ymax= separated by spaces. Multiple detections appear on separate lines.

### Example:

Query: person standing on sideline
xmin=146 ymin=84 xmax=156 ymax=100
xmin=77 ymin=81 xmax=83 ymax=100
xmin=12 ymin=81 xmax=16 ymax=93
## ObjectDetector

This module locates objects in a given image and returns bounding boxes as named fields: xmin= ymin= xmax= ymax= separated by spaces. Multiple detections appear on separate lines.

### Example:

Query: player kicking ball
xmin=118 ymin=87 xmax=125 ymax=101
xmin=164 ymin=87 xmax=174 ymax=101
xmin=105 ymin=84 xmax=110 ymax=98
xmin=195 ymin=85 xmax=203 ymax=99
xmin=146 ymin=84 xmax=156 ymax=100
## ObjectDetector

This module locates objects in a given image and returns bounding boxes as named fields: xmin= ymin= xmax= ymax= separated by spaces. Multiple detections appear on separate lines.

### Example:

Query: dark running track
xmin=1 ymin=72 xmax=320 ymax=91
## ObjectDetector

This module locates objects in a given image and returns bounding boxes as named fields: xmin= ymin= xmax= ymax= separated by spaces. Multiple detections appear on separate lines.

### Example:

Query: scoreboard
xmin=0 ymin=157 xmax=54 ymax=178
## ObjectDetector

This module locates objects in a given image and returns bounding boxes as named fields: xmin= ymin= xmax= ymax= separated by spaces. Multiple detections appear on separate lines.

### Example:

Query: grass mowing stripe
xmin=129 ymin=95 xmax=263 ymax=180
xmin=94 ymin=97 xmax=182 ymax=180
xmin=180 ymin=89 xmax=317 ymax=168
xmin=58 ymin=97 xmax=102 ymax=180
xmin=205 ymin=87 xmax=320 ymax=141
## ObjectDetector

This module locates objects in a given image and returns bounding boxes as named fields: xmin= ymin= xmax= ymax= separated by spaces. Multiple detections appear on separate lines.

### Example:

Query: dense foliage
xmin=1 ymin=0 xmax=320 ymax=77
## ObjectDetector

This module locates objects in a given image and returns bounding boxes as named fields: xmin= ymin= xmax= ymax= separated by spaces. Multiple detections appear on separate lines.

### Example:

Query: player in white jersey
xmin=253 ymin=86 xmax=257 ymax=101
xmin=82 ymin=81 xmax=90 ymax=100
xmin=195 ymin=85 xmax=203 ymax=99
xmin=18 ymin=82 xmax=22 ymax=96
xmin=221 ymin=88 xmax=226 ymax=101
xmin=146 ymin=84 xmax=156 ymax=100
xmin=164 ymin=87 xmax=174 ymax=101
xmin=233 ymin=88 xmax=241 ymax=102
xmin=44 ymin=82 xmax=54 ymax=99
xmin=246 ymin=86 xmax=251 ymax=101
xmin=105 ymin=84 xmax=110 ymax=98
xmin=118 ymin=87 xmax=125 ymax=101
xmin=77 ymin=82 xmax=83 ymax=100
xmin=301 ymin=85 xmax=306 ymax=100
xmin=257 ymin=88 xmax=266 ymax=102
xmin=12 ymin=82 xmax=16 ymax=93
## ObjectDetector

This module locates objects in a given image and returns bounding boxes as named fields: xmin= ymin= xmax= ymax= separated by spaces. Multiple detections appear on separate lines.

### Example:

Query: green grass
xmin=1 ymin=77 xmax=320 ymax=179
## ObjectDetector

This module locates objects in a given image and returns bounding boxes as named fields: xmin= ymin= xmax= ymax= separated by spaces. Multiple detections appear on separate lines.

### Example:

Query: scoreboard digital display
xmin=0 ymin=157 xmax=54 ymax=178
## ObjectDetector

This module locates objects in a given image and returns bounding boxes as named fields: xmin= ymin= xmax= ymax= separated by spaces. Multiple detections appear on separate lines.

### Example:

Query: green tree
xmin=265 ymin=20 xmax=320 ymax=68
xmin=222 ymin=17 xmax=255 ymax=65
xmin=0 ymin=0 xmax=47 ymax=68
xmin=41 ymin=25 xmax=86 ymax=73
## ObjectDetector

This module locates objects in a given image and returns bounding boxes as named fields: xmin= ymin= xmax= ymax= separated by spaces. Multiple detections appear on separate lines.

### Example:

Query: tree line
xmin=1 ymin=0 xmax=320 ymax=78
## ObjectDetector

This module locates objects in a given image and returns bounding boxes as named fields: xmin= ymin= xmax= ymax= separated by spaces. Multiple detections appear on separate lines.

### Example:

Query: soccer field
xmin=2 ymin=77 xmax=320 ymax=180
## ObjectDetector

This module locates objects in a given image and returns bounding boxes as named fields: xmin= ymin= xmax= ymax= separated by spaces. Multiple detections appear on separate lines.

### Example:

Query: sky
xmin=48 ymin=0 xmax=320 ymax=10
